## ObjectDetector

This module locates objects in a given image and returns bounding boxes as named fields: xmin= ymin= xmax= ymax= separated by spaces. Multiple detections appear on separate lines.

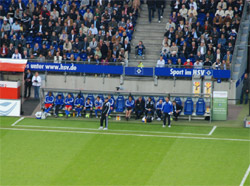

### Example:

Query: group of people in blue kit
xmin=43 ymin=92 xmax=115 ymax=118
xmin=126 ymin=96 xmax=181 ymax=127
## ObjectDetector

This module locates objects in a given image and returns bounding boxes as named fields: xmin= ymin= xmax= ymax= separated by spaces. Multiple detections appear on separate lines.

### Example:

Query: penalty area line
xmin=208 ymin=126 xmax=217 ymax=136
xmin=1 ymin=127 xmax=250 ymax=142
xmin=11 ymin=117 xmax=24 ymax=126
xmin=239 ymin=164 xmax=250 ymax=186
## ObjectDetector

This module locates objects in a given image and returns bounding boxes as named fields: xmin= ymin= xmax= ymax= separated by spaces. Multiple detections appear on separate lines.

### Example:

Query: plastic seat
xmin=174 ymin=97 xmax=182 ymax=106
xmin=184 ymin=97 xmax=193 ymax=115
xmin=86 ymin=94 xmax=95 ymax=104
xmin=196 ymin=98 xmax=206 ymax=116
xmin=97 ymin=94 xmax=104 ymax=102
xmin=115 ymin=95 xmax=125 ymax=112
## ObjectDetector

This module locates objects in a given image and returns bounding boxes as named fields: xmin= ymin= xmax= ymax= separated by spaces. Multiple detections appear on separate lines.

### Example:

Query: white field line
xmin=16 ymin=124 xmax=209 ymax=136
xmin=11 ymin=117 xmax=24 ymax=126
xmin=208 ymin=126 xmax=217 ymax=136
xmin=1 ymin=127 xmax=250 ymax=142
xmin=239 ymin=164 xmax=250 ymax=186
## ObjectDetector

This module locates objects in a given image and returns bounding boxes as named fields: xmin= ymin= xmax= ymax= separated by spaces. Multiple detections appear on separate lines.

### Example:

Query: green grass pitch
xmin=0 ymin=113 xmax=250 ymax=185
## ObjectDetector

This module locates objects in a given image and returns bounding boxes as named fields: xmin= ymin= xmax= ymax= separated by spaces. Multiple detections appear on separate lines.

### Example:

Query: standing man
xmin=99 ymin=97 xmax=110 ymax=130
xmin=95 ymin=96 xmax=103 ymax=118
xmin=24 ymin=69 xmax=33 ymax=98
xmin=32 ymin=72 xmax=41 ymax=99
xmin=240 ymin=73 xmax=250 ymax=104
xmin=162 ymin=97 xmax=173 ymax=128
xmin=172 ymin=101 xmax=183 ymax=121
xmin=147 ymin=0 xmax=156 ymax=23
xmin=156 ymin=0 xmax=164 ymax=23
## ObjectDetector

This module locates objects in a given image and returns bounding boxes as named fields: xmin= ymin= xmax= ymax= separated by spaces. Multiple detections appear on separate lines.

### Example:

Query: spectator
xmin=194 ymin=60 xmax=203 ymax=69
xmin=203 ymin=58 xmax=212 ymax=69
xmin=135 ymin=41 xmax=145 ymax=59
xmin=184 ymin=59 xmax=193 ymax=69
xmin=125 ymin=95 xmax=134 ymax=121
xmin=24 ymin=69 xmax=33 ymax=98
xmin=240 ymin=73 xmax=250 ymax=104
xmin=223 ymin=51 xmax=232 ymax=63
xmin=54 ymin=51 xmax=62 ymax=63
xmin=156 ymin=56 xmax=165 ymax=68
xmin=220 ymin=60 xmax=231 ymax=70
xmin=147 ymin=0 xmax=155 ymax=23
xmin=32 ymin=72 xmax=41 ymax=99
xmin=0 ymin=43 xmax=8 ymax=58
xmin=12 ymin=48 xmax=22 ymax=59
xmin=212 ymin=59 xmax=222 ymax=70
xmin=63 ymin=39 xmax=72 ymax=53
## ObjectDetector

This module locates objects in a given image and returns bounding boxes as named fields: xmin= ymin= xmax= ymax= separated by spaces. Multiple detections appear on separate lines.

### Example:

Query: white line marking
xmin=208 ymin=126 xmax=217 ymax=136
xmin=1 ymin=127 xmax=250 ymax=142
xmin=11 ymin=117 xmax=24 ymax=126
xmin=240 ymin=164 xmax=250 ymax=186
xmin=16 ymin=125 xmax=209 ymax=136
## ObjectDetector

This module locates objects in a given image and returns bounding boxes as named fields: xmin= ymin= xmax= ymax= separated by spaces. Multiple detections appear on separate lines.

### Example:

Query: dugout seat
xmin=196 ymin=98 xmax=206 ymax=116
xmin=115 ymin=95 xmax=125 ymax=112
xmin=86 ymin=94 xmax=95 ymax=103
xmin=174 ymin=97 xmax=182 ymax=106
xmin=184 ymin=97 xmax=193 ymax=115
xmin=97 ymin=94 xmax=104 ymax=102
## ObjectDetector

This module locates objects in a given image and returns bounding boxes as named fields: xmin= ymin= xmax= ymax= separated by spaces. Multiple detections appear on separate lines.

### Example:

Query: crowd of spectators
xmin=0 ymin=0 xmax=141 ymax=65
xmin=158 ymin=0 xmax=244 ymax=70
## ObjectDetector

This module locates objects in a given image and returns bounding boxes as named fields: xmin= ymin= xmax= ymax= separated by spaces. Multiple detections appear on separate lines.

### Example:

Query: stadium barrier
xmin=40 ymin=88 xmax=212 ymax=122
xmin=26 ymin=61 xmax=231 ymax=79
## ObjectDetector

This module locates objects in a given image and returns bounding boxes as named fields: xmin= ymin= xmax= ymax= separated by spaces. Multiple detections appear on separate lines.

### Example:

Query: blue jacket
xmin=55 ymin=98 xmax=64 ymax=106
xmin=65 ymin=97 xmax=74 ymax=106
xmin=162 ymin=101 xmax=173 ymax=114
xmin=126 ymin=99 xmax=134 ymax=108
xmin=85 ymin=100 xmax=93 ymax=108
xmin=108 ymin=98 xmax=115 ymax=107
xmin=44 ymin=95 xmax=54 ymax=104
xmin=74 ymin=97 xmax=84 ymax=107
xmin=95 ymin=99 xmax=103 ymax=108
xmin=156 ymin=102 xmax=164 ymax=110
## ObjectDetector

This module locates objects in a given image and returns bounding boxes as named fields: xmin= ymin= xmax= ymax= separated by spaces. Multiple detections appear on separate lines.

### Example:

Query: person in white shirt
xmin=12 ymin=48 xmax=22 ymax=59
xmin=156 ymin=56 xmax=165 ymax=68
xmin=32 ymin=72 xmax=42 ymax=99
xmin=194 ymin=60 xmax=203 ymax=69
xmin=89 ymin=24 xmax=98 ymax=35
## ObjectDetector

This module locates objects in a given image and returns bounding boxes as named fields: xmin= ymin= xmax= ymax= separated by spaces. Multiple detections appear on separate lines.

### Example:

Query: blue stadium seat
xmin=26 ymin=36 xmax=33 ymax=44
xmin=184 ymin=97 xmax=193 ymax=115
xmin=196 ymin=98 xmax=206 ymax=116
xmin=56 ymin=93 xmax=64 ymax=100
xmin=97 ymin=94 xmax=104 ymax=102
xmin=80 ymin=53 xmax=87 ymax=61
xmin=174 ymin=97 xmax=182 ymax=106
xmin=115 ymin=95 xmax=125 ymax=112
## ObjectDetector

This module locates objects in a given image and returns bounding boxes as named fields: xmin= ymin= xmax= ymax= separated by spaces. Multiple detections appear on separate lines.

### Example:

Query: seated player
xmin=172 ymin=101 xmax=183 ymax=121
xmin=125 ymin=95 xmax=134 ymax=121
xmin=54 ymin=94 xmax=64 ymax=118
xmin=95 ymin=96 xmax=103 ymax=118
xmin=156 ymin=99 xmax=164 ymax=121
xmin=135 ymin=96 xmax=145 ymax=119
xmin=74 ymin=94 xmax=84 ymax=117
xmin=64 ymin=94 xmax=74 ymax=118
xmin=108 ymin=95 xmax=115 ymax=117
xmin=145 ymin=97 xmax=155 ymax=118
xmin=44 ymin=92 xmax=54 ymax=114
xmin=83 ymin=98 xmax=93 ymax=118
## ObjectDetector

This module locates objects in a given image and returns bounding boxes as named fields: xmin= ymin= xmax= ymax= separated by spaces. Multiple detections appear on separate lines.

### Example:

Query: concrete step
xmin=134 ymin=32 xmax=165 ymax=37
xmin=135 ymin=27 xmax=165 ymax=33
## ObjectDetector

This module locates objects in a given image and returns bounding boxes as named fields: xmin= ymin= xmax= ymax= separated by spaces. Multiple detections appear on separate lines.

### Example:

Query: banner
xmin=0 ymin=99 xmax=21 ymax=116
xmin=125 ymin=67 xmax=153 ymax=76
xmin=212 ymin=91 xmax=228 ymax=120
xmin=192 ymin=81 xmax=201 ymax=95
xmin=0 ymin=81 xmax=21 ymax=99
xmin=0 ymin=58 xmax=27 ymax=72
xmin=26 ymin=62 xmax=123 ymax=75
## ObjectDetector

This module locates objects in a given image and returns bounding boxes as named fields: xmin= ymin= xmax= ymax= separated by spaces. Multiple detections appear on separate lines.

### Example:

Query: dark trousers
xmin=163 ymin=113 xmax=171 ymax=126
xmin=100 ymin=114 xmax=108 ymax=128
xmin=24 ymin=84 xmax=31 ymax=98
xmin=156 ymin=110 xmax=162 ymax=118
xmin=173 ymin=111 xmax=181 ymax=120
xmin=240 ymin=90 xmax=249 ymax=104
xmin=84 ymin=108 xmax=93 ymax=116
xmin=33 ymin=86 xmax=40 ymax=99
xmin=157 ymin=7 xmax=162 ymax=20
xmin=148 ymin=7 xmax=154 ymax=22
xmin=145 ymin=109 xmax=154 ymax=117
xmin=135 ymin=109 xmax=144 ymax=119
xmin=55 ymin=105 xmax=62 ymax=116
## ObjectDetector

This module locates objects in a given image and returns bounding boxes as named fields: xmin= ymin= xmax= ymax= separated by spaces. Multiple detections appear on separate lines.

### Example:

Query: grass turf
xmin=0 ymin=113 xmax=250 ymax=185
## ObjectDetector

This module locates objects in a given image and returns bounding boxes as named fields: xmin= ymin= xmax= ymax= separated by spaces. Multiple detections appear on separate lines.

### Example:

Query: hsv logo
xmin=0 ymin=102 xmax=17 ymax=116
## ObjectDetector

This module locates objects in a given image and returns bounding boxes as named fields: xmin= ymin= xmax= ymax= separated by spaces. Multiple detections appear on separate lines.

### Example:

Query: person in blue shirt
xmin=74 ymin=94 xmax=84 ymax=117
xmin=44 ymin=92 xmax=54 ymax=114
xmin=125 ymin=95 xmax=134 ymax=121
xmin=95 ymin=96 xmax=103 ymax=118
xmin=83 ymin=98 xmax=93 ymax=118
xmin=108 ymin=95 xmax=115 ymax=115
xmin=162 ymin=97 xmax=173 ymax=128
xmin=64 ymin=94 xmax=74 ymax=118
xmin=54 ymin=94 xmax=64 ymax=118
xmin=156 ymin=99 xmax=164 ymax=121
